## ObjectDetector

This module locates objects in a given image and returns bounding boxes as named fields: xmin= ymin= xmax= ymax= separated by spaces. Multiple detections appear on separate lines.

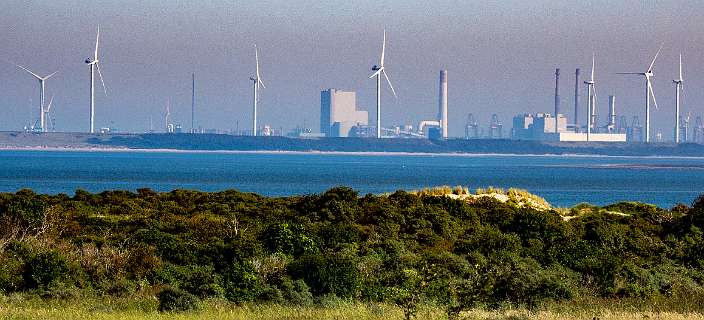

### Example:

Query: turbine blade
xmin=591 ymin=52 xmax=595 ymax=82
xmin=369 ymin=69 xmax=382 ymax=79
xmin=648 ymin=80 xmax=658 ymax=110
xmin=255 ymin=44 xmax=261 ymax=80
xmin=258 ymin=78 xmax=266 ymax=89
xmin=96 ymin=63 xmax=107 ymax=96
xmin=382 ymin=69 xmax=397 ymax=98
xmin=17 ymin=64 xmax=42 ymax=79
xmin=647 ymin=44 xmax=663 ymax=73
xmin=46 ymin=95 xmax=54 ymax=112
xmin=679 ymin=53 xmax=683 ymax=81
xmin=95 ymin=25 xmax=100 ymax=61
xmin=380 ymin=30 xmax=386 ymax=66
xmin=44 ymin=70 xmax=59 ymax=80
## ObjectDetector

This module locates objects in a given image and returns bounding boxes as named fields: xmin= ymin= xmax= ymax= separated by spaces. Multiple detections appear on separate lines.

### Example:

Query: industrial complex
xmin=8 ymin=28 xmax=701 ymax=144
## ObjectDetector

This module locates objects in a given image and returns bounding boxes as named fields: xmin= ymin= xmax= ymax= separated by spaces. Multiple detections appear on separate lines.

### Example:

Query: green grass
xmin=0 ymin=296 xmax=436 ymax=320
xmin=2 ymin=295 xmax=704 ymax=320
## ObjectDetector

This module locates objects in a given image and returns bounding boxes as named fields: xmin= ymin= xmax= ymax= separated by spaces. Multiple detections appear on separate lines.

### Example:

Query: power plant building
xmin=512 ymin=113 xmax=567 ymax=140
xmin=511 ymin=113 xmax=626 ymax=142
xmin=320 ymin=89 xmax=368 ymax=137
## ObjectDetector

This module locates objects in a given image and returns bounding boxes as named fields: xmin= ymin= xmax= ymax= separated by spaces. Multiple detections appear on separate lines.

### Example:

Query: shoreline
xmin=2 ymin=145 xmax=704 ymax=160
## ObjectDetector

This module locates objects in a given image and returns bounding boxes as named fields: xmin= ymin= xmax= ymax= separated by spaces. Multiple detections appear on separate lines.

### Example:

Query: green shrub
xmin=288 ymin=254 xmax=360 ymax=298
xmin=24 ymin=250 xmax=70 ymax=290
xmin=488 ymin=254 xmax=574 ymax=308
xmin=260 ymin=223 xmax=317 ymax=256
xmin=280 ymin=278 xmax=313 ymax=305
xmin=222 ymin=257 xmax=262 ymax=303
xmin=257 ymin=284 xmax=284 ymax=304
xmin=0 ymin=253 xmax=25 ymax=293
xmin=157 ymin=286 xmax=200 ymax=312
xmin=3 ymin=193 xmax=47 ymax=230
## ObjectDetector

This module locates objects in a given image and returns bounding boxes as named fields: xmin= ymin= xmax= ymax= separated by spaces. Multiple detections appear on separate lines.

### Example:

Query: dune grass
xmin=1 ymin=295 xmax=704 ymax=320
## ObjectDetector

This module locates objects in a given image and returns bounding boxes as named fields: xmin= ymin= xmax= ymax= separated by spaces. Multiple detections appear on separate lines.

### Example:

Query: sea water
xmin=1 ymin=150 xmax=703 ymax=208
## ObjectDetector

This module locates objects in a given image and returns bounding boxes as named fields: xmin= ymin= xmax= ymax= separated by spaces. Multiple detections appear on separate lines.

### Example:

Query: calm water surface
xmin=1 ymin=150 xmax=702 ymax=208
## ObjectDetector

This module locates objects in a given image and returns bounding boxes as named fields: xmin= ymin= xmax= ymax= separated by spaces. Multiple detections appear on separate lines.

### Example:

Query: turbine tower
xmin=584 ymin=54 xmax=596 ymax=141
xmin=249 ymin=45 xmax=265 ymax=137
xmin=574 ymin=68 xmax=580 ymax=131
xmin=191 ymin=73 xmax=195 ymax=133
xmin=165 ymin=100 xmax=171 ymax=133
xmin=617 ymin=46 xmax=662 ymax=143
xmin=16 ymin=65 xmax=57 ymax=132
xmin=369 ymin=30 xmax=397 ymax=138
xmin=85 ymin=26 xmax=107 ymax=134
xmin=673 ymin=53 xmax=683 ymax=144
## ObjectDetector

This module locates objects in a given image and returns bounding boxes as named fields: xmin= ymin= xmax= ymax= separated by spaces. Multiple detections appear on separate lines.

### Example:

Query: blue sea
xmin=1 ymin=150 xmax=703 ymax=208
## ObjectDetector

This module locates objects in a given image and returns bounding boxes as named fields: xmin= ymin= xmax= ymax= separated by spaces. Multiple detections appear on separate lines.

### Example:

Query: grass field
xmin=1 ymin=295 xmax=704 ymax=320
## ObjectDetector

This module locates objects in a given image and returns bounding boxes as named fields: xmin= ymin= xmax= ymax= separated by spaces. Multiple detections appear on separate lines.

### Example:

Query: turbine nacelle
xmin=372 ymin=65 xmax=380 ymax=71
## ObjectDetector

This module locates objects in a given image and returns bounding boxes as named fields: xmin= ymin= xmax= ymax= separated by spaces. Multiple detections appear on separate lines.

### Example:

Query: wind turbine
xmin=85 ymin=26 xmax=107 ymax=134
xmin=369 ymin=30 xmax=397 ymax=139
xmin=673 ymin=53 xmax=683 ymax=144
xmin=16 ymin=65 xmax=57 ymax=132
xmin=165 ymin=100 xmax=171 ymax=133
xmin=584 ymin=53 xmax=596 ymax=141
xmin=249 ymin=45 xmax=265 ymax=137
xmin=617 ymin=45 xmax=663 ymax=143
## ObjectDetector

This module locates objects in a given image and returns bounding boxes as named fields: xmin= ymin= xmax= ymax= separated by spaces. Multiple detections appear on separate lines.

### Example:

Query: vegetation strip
xmin=1 ymin=186 xmax=703 ymax=319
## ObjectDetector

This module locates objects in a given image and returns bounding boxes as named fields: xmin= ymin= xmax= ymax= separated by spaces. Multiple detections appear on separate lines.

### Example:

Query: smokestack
xmin=555 ymin=68 xmax=560 ymax=133
xmin=439 ymin=70 xmax=448 ymax=138
xmin=574 ymin=68 xmax=580 ymax=131
xmin=609 ymin=95 xmax=616 ymax=126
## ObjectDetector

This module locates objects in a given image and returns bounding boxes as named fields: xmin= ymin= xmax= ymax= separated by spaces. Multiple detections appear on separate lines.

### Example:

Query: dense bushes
xmin=1 ymin=187 xmax=704 ymax=316
xmin=288 ymin=254 xmax=361 ymax=298
xmin=157 ymin=286 xmax=200 ymax=312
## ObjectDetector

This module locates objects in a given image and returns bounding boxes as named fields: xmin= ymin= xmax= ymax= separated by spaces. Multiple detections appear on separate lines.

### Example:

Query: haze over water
xmin=1 ymin=150 xmax=702 ymax=208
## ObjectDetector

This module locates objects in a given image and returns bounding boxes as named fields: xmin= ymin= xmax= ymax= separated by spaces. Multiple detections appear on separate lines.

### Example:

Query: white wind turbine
xmin=85 ymin=26 xmax=107 ymax=134
xmin=16 ymin=65 xmax=57 ymax=132
xmin=165 ymin=99 xmax=171 ymax=133
xmin=584 ymin=53 xmax=597 ymax=141
xmin=369 ymin=30 xmax=397 ymax=139
xmin=673 ymin=53 xmax=683 ymax=144
xmin=617 ymin=46 xmax=663 ymax=143
xmin=249 ymin=45 xmax=265 ymax=137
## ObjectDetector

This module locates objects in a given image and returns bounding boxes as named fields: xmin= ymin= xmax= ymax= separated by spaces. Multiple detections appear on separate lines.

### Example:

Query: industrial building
xmin=512 ymin=113 xmax=568 ymax=140
xmin=511 ymin=112 xmax=625 ymax=142
xmin=510 ymin=68 xmax=626 ymax=142
xmin=320 ymin=89 xmax=368 ymax=137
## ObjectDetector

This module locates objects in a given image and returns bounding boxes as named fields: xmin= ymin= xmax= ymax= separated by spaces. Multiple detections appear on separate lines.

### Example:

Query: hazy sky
xmin=0 ymin=1 xmax=702 ymax=138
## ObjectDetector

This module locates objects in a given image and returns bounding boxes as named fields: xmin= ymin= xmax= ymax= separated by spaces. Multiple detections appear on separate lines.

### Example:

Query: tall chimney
xmin=609 ymin=95 xmax=616 ymax=127
xmin=439 ymin=70 xmax=448 ymax=138
xmin=555 ymin=68 xmax=560 ymax=133
xmin=574 ymin=68 xmax=580 ymax=131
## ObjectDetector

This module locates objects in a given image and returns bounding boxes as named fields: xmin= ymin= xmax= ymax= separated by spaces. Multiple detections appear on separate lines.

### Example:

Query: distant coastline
xmin=0 ymin=131 xmax=703 ymax=157
xmin=4 ymin=145 xmax=704 ymax=161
